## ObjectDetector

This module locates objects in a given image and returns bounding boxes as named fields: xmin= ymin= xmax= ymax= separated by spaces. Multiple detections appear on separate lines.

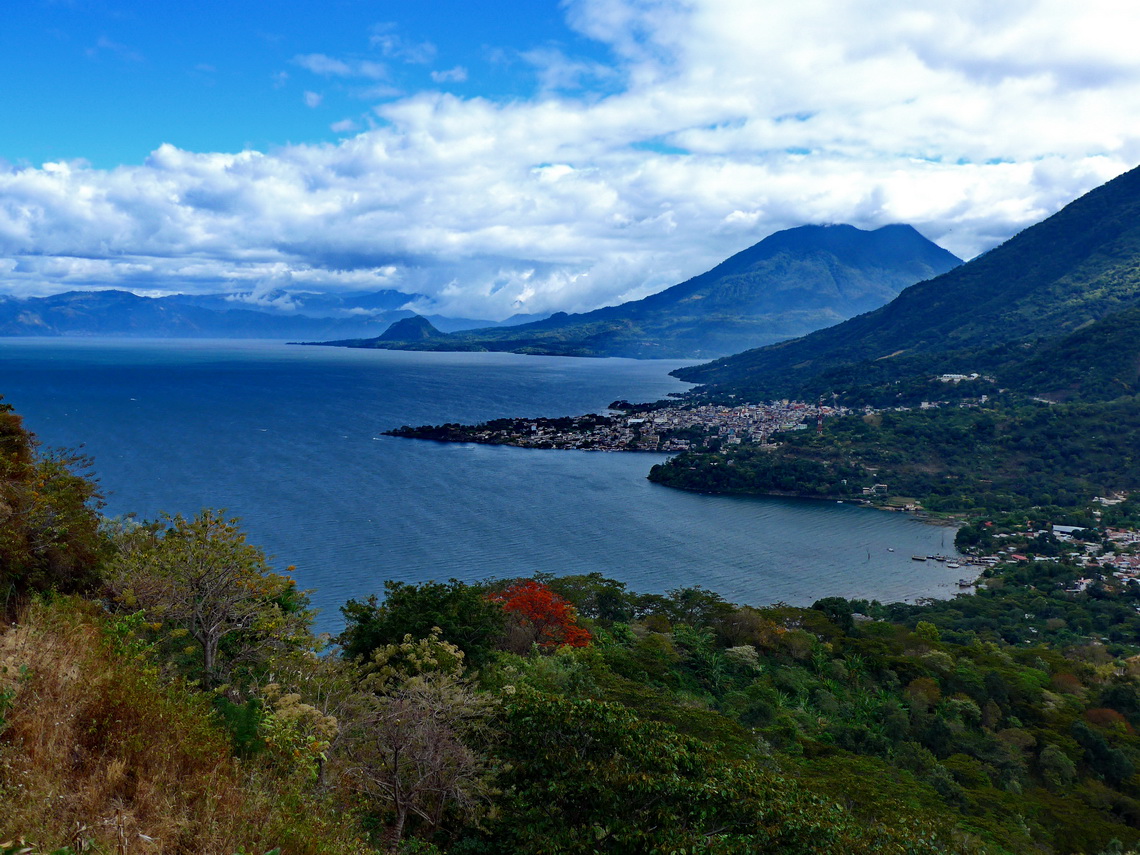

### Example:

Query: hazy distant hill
xmin=0 ymin=290 xmax=533 ymax=338
xmin=675 ymin=165 xmax=1140 ymax=402
xmin=377 ymin=315 xmax=445 ymax=341
xmin=319 ymin=224 xmax=961 ymax=359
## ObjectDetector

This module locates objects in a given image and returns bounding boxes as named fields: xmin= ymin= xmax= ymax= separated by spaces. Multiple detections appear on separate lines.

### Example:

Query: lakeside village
xmin=384 ymin=373 xmax=991 ymax=455
xmin=385 ymin=398 xmax=844 ymax=453
xmin=386 ymin=385 xmax=1140 ymax=597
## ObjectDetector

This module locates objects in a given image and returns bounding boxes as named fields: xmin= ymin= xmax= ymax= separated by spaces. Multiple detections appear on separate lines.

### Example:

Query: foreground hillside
xmin=318 ymin=224 xmax=960 ymax=359
xmin=7 ymin=396 xmax=1140 ymax=853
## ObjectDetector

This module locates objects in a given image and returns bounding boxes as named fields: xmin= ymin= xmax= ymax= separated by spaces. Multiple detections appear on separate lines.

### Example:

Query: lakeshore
xmin=0 ymin=339 xmax=971 ymax=629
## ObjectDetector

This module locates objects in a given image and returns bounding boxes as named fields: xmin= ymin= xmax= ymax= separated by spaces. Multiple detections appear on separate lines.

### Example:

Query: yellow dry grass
xmin=0 ymin=599 xmax=368 ymax=855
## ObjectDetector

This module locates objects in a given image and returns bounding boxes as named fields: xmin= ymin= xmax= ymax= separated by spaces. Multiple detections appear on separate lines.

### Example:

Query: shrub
xmin=0 ymin=599 xmax=366 ymax=855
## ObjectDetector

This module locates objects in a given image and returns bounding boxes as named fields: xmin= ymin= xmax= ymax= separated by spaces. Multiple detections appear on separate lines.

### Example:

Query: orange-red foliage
xmin=1084 ymin=707 xmax=1133 ymax=731
xmin=1050 ymin=673 xmax=1084 ymax=695
xmin=489 ymin=580 xmax=591 ymax=648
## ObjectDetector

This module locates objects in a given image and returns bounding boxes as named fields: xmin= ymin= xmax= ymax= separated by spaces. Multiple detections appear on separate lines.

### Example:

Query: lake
xmin=0 ymin=338 xmax=965 ymax=631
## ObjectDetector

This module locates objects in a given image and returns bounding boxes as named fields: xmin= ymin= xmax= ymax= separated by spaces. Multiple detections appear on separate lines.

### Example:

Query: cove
xmin=0 ymin=338 xmax=964 ymax=632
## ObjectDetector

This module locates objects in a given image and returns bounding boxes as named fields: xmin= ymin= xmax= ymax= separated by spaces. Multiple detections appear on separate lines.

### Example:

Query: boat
xmin=947 ymin=562 xmax=961 ymax=569
xmin=911 ymin=555 xmax=927 ymax=561
xmin=887 ymin=547 xmax=895 ymax=552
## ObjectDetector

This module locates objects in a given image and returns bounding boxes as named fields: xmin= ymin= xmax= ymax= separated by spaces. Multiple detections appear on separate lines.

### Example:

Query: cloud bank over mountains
xmin=3 ymin=0 xmax=1140 ymax=319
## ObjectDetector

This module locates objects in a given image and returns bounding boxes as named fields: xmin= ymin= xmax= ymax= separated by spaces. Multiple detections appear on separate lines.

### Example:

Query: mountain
xmin=376 ymin=314 xmax=444 ymax=341
xmin=0 ymin=290 xmax=516 ymax=338
xmin=675 ymin=165 xmax=1140 ymax=402
xmin=316 ymin=224 xmax=961 ymax=359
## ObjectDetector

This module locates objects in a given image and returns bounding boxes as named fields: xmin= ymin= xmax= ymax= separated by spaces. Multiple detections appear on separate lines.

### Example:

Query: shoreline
xmin=388 ymin=428 xmax=968 ymax=560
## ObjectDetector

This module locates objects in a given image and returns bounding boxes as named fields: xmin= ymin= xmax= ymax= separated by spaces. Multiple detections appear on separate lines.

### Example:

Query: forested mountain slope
xmin=676 ymin=165 xmax=1140 ymax=400
xmin=321 ymin=223 xmax=960 ymax=358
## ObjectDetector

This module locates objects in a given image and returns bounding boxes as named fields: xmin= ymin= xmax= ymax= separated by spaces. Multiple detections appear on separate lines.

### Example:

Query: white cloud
xmin=520 ymin=47 xmax=616 ymax=93
xmin=294 ymin=53 xmax=352 ymax=76
xmin=5 ymin=0 xmax=1140 ymax=318
xmin=370 ymin=24 xmax=437 ymax=64
xmin=85 ymin=36 xmax=144 ymax=64
xmin=430 ymin=66 xmax=468 ymax=84
xmin=302 ymin=90 xmax=323 ymax=108
xmin=330 ymin=118 xmax=360 ymax=134
xmin=293 ymin=53 xmax=388 ymax=80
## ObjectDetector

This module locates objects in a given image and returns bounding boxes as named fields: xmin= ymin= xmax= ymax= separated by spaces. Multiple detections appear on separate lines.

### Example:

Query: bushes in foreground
xmin=0 ymin=598 xmax=367 ymax=855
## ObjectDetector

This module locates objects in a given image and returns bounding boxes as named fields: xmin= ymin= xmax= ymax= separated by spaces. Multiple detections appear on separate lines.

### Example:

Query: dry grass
xmin=0 ymin=599 xmax=369 ymax=855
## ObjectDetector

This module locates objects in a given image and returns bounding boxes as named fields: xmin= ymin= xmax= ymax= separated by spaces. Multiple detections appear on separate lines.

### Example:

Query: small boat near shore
xmin=912 ymin=555 xmax=927 ymax=561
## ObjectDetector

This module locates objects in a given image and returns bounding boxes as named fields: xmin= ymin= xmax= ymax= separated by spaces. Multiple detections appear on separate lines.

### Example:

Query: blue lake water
xmin=1 ymin=338 xmax=965 ymax=632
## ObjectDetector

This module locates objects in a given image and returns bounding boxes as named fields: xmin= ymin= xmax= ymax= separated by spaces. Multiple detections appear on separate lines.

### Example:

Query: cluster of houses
xmin=459 ymin=401 xmax=848 ymax=453
xmin=962 ymin=516 xmax=1140 ymax=594
xmin=622 ymin=401 xmax=847 ymax=450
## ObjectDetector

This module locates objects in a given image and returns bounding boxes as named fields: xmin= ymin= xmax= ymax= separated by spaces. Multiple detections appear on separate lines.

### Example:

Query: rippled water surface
xmin=1 ymin=339 xmax=964 ymax=631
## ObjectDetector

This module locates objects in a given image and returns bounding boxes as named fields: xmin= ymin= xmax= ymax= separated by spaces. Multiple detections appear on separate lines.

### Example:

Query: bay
xmin=1 ymin=338 xmax=965 ymax=632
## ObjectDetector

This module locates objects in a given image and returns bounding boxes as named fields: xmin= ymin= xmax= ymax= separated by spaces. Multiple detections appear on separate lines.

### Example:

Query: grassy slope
xmin=0 ymin=599 xmax=366 ymax=855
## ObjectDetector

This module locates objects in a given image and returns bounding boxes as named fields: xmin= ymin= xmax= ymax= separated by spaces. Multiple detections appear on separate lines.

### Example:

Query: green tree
xmin=915 ymin=621 xmax=942 ymax=643
xmin=106 ymin=510 xmax=310 ymax=687
xmin=339 ymin=579 xmax=505 ymax=666
xmin=539 ymin=572 xmax=634 ymax=623
xmin=0 ymin=399 xmax=106 ymax=608
xmin=1038 ymin=744 xmax=1077 ymax=791
xmin=337 ymin=630 xmax=495 ymax=851
xmin=480 ymin=688 xmax=945 ymax=854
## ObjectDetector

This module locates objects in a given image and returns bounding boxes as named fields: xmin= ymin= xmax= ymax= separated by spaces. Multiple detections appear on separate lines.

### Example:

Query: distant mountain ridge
xmin=674 ymin=164 xmax=1140 ymax=402
xmin=0 ymin=290 xmax=540 ymax=339
xmin=318 ymin=223 xmax=962 ymax=358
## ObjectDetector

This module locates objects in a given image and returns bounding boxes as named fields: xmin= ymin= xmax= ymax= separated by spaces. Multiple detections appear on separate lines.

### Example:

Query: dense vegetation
xmin=8 ymin=393 xmax=1140 ymax=854
xmin=650 ymin=397 xmax=1140 ymax=516
xmin=0 ymin=400 xmax=106 ymax=609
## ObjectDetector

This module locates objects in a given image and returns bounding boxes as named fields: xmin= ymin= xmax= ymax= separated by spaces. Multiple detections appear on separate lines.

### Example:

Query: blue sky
xmin=3 ymin=1 xmax=1140 ymax=318
xmin=1 ymin=0 xmax=602 ymax=167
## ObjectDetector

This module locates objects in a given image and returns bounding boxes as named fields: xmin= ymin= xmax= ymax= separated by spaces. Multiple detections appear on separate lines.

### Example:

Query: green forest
xmin=649 ymin=397 xmax=1140 ymax=517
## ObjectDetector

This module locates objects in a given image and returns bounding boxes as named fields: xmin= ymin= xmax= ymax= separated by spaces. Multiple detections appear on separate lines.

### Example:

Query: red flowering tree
xmin=489 ymin=580 xmax=592 ymax=650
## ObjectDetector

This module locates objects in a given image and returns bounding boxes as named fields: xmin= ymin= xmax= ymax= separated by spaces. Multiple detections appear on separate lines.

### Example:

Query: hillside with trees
xmin=6 ymin=397 xmax=1140 ymax=853
xmin=648 ymin=397 xmax=1140 ymax=516
xmin=673 ymin=164 xmax=1140 ymax=404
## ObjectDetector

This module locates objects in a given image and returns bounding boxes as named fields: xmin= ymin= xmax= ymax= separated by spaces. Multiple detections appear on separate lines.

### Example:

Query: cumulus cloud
xmin=5 ymin=0 xmax=1140 ymax=318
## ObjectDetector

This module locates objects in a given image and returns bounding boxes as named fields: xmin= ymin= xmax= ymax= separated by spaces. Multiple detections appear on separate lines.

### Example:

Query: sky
xmin=3 ymin=0 xmax=1140 ymax=319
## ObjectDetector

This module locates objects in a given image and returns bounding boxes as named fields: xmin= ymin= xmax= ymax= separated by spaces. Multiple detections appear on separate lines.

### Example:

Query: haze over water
xmin=2 ymin=339 xmax=964 ymax=632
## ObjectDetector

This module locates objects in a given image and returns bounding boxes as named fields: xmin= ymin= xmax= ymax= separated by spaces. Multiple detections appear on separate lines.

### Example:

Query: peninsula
xmin=384 ymin=399 xmax=843 ymax=453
